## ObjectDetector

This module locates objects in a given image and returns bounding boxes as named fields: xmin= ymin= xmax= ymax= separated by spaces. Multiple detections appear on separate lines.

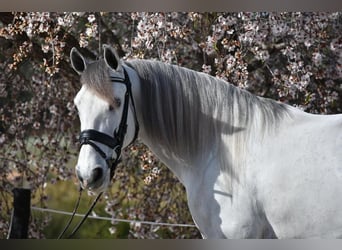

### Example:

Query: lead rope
xmin=57 ymin=186 xmax=82 ymax=239
xmin=57 ymin=188 xmax=103 ymax=239
xmin=66 ymin=192 xmax=103 ymax=238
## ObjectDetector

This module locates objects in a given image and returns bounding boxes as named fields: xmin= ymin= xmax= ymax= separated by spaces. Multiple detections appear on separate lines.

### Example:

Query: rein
xmin=58 ymin=67 xmax=139 ymax=239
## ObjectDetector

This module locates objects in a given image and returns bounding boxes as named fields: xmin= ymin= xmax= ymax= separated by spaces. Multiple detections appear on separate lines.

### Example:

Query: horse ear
xmin=70 ymin=47 xmax=87 ymax=75
xmin=103 ymin=44 xmax=121 ymax=71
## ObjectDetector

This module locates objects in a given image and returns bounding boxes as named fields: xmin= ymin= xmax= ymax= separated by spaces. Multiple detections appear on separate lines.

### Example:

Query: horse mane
xmin=126 ymin=60 xmax=290 ymax=178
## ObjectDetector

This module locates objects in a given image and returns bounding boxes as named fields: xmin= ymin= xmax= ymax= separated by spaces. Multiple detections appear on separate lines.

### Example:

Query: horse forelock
xmin=80 ymin=59 xmax=116 ymax=106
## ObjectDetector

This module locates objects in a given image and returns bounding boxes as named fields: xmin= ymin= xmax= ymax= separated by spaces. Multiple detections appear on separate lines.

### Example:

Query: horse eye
xmin=114 ymin=98 xmax=121 ymax=108
xmin=109 ymin=105 xmax=114 ymax=111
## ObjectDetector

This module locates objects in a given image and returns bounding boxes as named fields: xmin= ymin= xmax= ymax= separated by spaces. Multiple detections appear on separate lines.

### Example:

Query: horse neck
xmin=128 ymin=60 xmax=291 ymax=185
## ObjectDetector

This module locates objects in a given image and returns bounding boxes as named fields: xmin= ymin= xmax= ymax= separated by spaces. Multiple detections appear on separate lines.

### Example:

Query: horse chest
xmin=183 ymin=167 xmax=265 ymax=238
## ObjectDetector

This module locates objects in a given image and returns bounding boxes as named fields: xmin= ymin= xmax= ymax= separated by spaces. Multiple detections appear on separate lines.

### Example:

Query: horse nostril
xmin=76 ymin=167 xmax=103 ymax=189
xmin=91 ymin=167 xmax=103 ymax=184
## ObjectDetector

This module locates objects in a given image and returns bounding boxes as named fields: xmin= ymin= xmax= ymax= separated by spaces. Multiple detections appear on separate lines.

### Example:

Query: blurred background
xmin=0 ymin=12 xmax=341 ymax=238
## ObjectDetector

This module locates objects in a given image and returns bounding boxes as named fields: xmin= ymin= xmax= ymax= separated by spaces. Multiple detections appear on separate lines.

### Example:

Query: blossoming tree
xmin=0 ymin=12 xmax=340 ymax=238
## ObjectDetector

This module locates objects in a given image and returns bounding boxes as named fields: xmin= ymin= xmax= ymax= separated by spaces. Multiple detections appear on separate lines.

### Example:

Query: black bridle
xmin=79 ymin=68 xmax=139 ymax=180
xmin=58 ymin=67 xmax=139 ymax=239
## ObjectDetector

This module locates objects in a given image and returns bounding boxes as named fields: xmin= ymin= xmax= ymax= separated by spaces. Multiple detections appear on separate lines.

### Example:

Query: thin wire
xmin=57 ymin=186 xmax=83 ymax=239
xmin=31 ymin=207 xmax=197 ymax=228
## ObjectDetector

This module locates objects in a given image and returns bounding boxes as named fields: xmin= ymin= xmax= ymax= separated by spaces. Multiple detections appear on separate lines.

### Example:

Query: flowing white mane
xmin=126 ymin=60 xmax=290 ymax=175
